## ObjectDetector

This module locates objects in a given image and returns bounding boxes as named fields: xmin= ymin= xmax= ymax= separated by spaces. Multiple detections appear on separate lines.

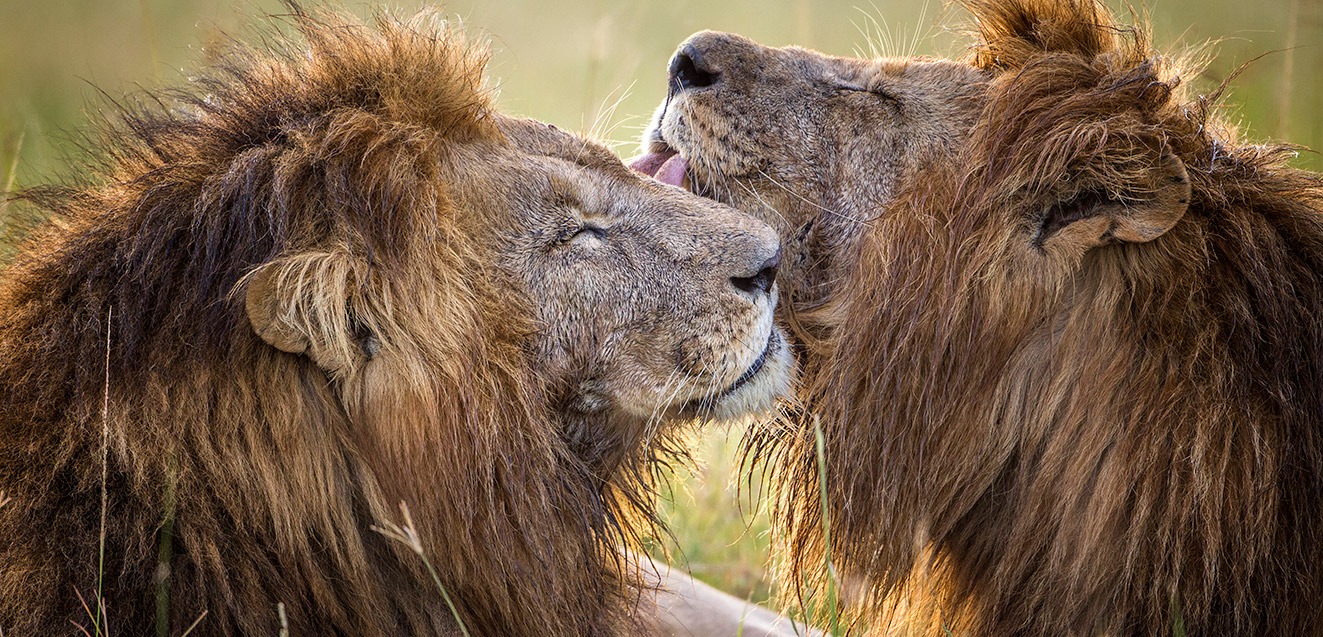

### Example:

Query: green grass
xmin=0 ymin=131 xmax=22 ymax=244
xmin=0 ymin=0 xmax=1318 ymax=188
xmin=814 ymin=419 xmax=843 ymax=636
xmin=2 ymin=1 xmax=1320 ymax=633
xmin=644 ymin=427 xmax=779 ymax=605
xmin=641 ymin=423 xmax=838 ymax=632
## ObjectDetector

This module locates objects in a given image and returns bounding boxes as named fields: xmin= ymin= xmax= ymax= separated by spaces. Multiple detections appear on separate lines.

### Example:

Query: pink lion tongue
xmin=627 ymin=150 xmax=689 ymax=189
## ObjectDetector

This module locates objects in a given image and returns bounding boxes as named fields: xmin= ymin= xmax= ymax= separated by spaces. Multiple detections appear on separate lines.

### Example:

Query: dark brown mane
xmin=753 ymin=1 xmax=1323 ymax=634
xmin=0 ymin=8 xmax=654 ymax=636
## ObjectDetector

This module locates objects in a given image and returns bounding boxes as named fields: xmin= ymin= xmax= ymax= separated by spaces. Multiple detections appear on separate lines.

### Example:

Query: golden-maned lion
xmin=634 ymin=0 xmax=1323 ymax=634
xmin=0 ymin=8 xmax=795 ymax=636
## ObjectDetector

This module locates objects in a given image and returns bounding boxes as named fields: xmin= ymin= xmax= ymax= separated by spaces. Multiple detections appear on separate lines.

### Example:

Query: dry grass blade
xmin=65 ymin=313 xmax=114 ymax=636
xmin=72 ymin=588 xmax=110 ymax=637
xmin=93 ymin=307 xmax=112 ymax=636
xmin=178 ymin=611 xmax=207 ymax=637
xmin=372 ymin=502 xmax=471 ymax=637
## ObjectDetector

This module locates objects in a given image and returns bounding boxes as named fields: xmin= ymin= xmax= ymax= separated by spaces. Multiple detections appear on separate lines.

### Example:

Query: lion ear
xmin=245 ymin=262 xmax=311 ymax=355
xmin=243 ymin=253 xmax=364 ymax=373
xmin=1032 ymin=143 xmax=1191 ymax=256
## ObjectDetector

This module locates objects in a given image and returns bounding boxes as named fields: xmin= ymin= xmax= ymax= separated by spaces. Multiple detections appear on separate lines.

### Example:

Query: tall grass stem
xmin=95 ymin=307 xmax=112 ymax=635
xmin=372 ymin=503 xmax=472 ymax=637
xmin=1276 ymin=0 xmax=1301 ymax=138
xmin=814 ymin=418 xmax=841 ymax=636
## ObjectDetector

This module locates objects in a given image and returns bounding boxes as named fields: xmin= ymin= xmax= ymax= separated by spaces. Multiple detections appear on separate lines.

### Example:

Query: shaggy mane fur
xmin=753 ymin=1 xmax=1323 ymax=634
xmin=0 ymin=8 xmax=655 ymax=636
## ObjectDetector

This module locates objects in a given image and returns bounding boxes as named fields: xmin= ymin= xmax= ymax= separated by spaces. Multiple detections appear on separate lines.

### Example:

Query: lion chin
xmin=0 ymin=6 xmax=796 ymax=637
xmin=635 ymin=0 xmax=1323 ymax=635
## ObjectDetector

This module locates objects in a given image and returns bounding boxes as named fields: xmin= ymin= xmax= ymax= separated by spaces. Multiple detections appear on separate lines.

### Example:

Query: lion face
xmin=244 ymin=110 xmax=792 ymax=471
xmin=633 ymin=32 xmax=986 ymax=306
xmin=627 ymin=5 xmax=1320 ymax=636
xmin=0 ymin=11 xmax=796 ymax=635
xmin=479 ymin=117 xmax=792 ymax=424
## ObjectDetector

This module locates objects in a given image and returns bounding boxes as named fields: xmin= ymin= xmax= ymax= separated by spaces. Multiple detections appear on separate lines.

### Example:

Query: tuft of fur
xmin=0 ymin=8 xmax=658 ymax=636
xmin=755 ymin=1 xmax=1323 ymax=634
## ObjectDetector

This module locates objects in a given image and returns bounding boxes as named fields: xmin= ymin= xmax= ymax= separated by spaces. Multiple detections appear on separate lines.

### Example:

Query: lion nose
xmin=669 ymin=43 xmax=719 ymax=92
xmin=731 ymin=248 xmax=781 ymax=295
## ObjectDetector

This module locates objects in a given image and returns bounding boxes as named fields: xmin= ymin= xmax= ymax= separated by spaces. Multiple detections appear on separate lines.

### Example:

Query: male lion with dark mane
xmin=0 ymin=7 xmax=796 ymax=636
xmin=634 ymin=0 xmax=1323 ymax=634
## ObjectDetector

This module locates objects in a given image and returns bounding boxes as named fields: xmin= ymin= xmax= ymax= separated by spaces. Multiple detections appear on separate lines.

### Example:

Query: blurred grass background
xmin=1 ymin=0 xmax=1319 ymax=623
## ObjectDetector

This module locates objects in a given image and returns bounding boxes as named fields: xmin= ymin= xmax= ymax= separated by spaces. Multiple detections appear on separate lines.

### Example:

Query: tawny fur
xmin=757 ymin=2 xmax=1323 ymax=635
xmin=0 ymin=7 xmax=789 ymax=636
xmin=638 ymin=0 xmax=1323 ymax=634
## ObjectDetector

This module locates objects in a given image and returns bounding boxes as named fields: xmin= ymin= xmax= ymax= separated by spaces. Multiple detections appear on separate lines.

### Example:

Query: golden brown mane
xmin=754 ymin=1 xmax=1323 ymax=634
xmin=0 ymin=8 xmax=659 ymax=636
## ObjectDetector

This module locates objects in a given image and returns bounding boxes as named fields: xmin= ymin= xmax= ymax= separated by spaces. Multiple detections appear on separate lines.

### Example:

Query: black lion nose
xmin=732 ymin=248 xmax=781 ymax=295
xmin=669 ymin=44 xmax=719 ymax=91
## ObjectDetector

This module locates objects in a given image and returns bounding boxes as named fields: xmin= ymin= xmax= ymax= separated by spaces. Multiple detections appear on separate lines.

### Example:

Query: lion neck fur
xmin=0 ymin=9 xmax=656 ymax=637
xmin=754 ymin=1 xmax=1323 ymax=634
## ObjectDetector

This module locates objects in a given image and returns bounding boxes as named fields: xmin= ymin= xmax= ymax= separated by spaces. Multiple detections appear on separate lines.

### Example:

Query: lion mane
xmin=755 ymin=1 xmax=1323 ymax=634
xmin=0 ymin=9 xmax=661 ymax=637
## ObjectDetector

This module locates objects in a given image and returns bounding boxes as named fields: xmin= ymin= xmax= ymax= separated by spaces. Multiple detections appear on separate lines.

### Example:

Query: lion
xmin=631 ymin=32 xmax=986 ymax=314
xmin=0 ymin=7 xmax=797 ymax=636
xmin=633 ymin=0 xmax=1323 ymax=634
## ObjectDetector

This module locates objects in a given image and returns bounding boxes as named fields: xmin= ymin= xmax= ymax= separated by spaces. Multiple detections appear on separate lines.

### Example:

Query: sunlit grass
xmin=641 ymin=424 xmax=839 ymax=631
xmin=1 ymin=1 xmax=1319 ymax=633
xmin=0 ymin=0 xmax=1317 ymax=185
xmin=644 ymin=427 xmax=777 ymax=602
xmin=0 ymin=131 xmax=23 ymax=234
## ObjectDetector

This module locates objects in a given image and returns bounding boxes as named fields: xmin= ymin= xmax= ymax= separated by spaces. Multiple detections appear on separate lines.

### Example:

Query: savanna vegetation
xmin=1 ymin=0 xmax=1319 ymax=628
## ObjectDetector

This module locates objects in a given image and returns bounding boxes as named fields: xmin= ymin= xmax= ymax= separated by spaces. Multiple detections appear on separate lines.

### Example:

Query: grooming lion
xmin=636 ymin=1 xmax=1323 ymax=634
xmin=0 ymin=8 xmax=795 ymax=636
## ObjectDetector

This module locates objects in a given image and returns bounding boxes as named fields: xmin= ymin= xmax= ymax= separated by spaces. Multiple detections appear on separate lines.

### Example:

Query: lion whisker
xmin=754 ymin=170 xmax=867 ymax=226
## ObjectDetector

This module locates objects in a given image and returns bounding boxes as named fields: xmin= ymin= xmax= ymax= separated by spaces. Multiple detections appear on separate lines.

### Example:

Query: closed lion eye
xmin=572 ymin=225 xmax=607 ymax=240
xmin=831 ymin=81 xmax=898 ymax=103
xmin=557 ymin=223 xmax=608 ymax=245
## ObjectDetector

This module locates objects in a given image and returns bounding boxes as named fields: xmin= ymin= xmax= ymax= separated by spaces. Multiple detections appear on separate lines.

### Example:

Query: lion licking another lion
xmin=0 ymin=7 xmax=804 ymax=636
xmin=7 ymin=0 xmax=1323 ymax=635
xmin=636 ymin=0 xmax=1323 ymax=634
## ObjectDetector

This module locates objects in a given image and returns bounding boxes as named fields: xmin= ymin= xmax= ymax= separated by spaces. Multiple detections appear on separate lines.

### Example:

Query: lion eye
xmin=558 ymin=224 xmax=607 ymax=244
xmin=574 ymin=225 xmax=607 ymax=240
xmin=832 ymin=82 xmax=897 ymax=102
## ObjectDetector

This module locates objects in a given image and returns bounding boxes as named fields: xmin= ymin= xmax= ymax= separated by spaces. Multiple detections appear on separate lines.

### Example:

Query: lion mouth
xmin=710 ymin=329 xmax=779 ymax=402
xmin=674 ymin=330 xmax=780 ymax=415
xmin=628 ymin=141 xmax=718 ymax=201
xmin=629 ymin=146 xmax=691 ymax=190
xmin=629 ymin=147 xmax=686 ymax=187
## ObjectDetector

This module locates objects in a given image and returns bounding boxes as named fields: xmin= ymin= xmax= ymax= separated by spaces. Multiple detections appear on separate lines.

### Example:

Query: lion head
xmin=635 ymin=1 xmax=1323 ymax=635
xmin=631 ymin=31 xmax=986 ymax=312
xmin=0 ymin=8 xmax=789 ymax=637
